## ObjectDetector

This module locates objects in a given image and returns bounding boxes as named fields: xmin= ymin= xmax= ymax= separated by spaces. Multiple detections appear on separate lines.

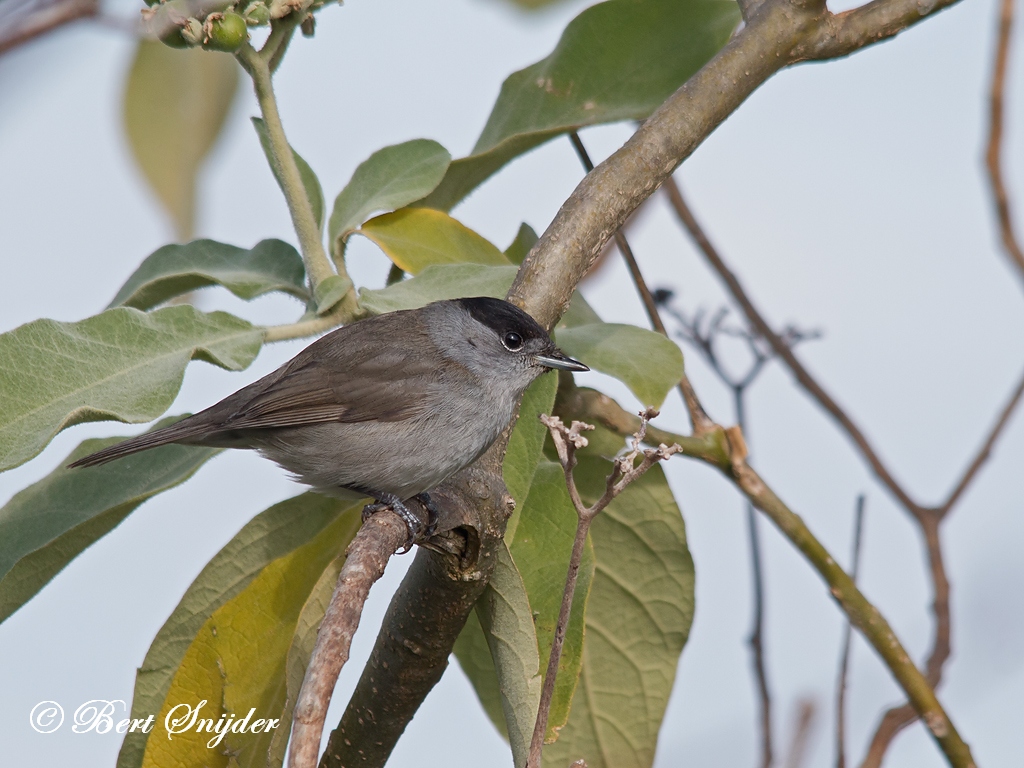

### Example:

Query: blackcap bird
xmin=70 ymin=297 xmax=588 ymax=540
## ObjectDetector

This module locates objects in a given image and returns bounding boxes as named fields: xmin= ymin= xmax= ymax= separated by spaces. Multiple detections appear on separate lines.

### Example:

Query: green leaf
xmin=556 ymin=291 xmax=602 ymax=329
xmin=117 ymin=493 xmax=363 ymax=768
xmin=252 ymin=117 xmax=327 ymax=232
xmin=541 ymin=458 xmax=694 ymax=768
xmin=359 ymin=264 xmax=518 ymax=315
xmin=357 ymin=208 xmax=509 ymax=274
xmin=454 ymin=609 xmax=510 ymax=739
xmin=124 ymin=40 xmax=239 ymax=239
xmin=313 ymin=274 xmax=354 ymax=315
xmin=109 ymin=239 xmax=308 ymax=310
xmin=328 ymin=139 xmax=452 ymax=251
xmin=0 ymin=426 xmax=219 ymax=625
xmin=420 ymin=0 xmax=739 ymax=211
xmin=504 ymin=223 xmax=539 ymax=265
xmin=0 ymin=306 xmax=263 ymax=473
xmin=503 ymin=373 xmax=558 ymax=516
xmin=474 ymin=543 xmax=545 ymax=768
xmin=556 ymin=323 xmax=683 ymax=408
xmin=510 ymin=462 xmax=594 ymax=741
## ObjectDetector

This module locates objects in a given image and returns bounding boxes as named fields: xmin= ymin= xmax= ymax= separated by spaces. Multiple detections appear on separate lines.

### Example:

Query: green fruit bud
xmin=202 ymin=11 xmax=248 ymax=52
xmin=241 ymin=1 xmax=270 ymax=25
xmin=156 ymin=0 xmax=195 ymax=48
xmin=180 ymin=17 xmax=203 ymax=45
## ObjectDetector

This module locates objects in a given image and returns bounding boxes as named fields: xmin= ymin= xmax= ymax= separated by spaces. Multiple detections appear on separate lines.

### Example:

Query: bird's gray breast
xmin=249 ymin=367 xmax=513 ymax=500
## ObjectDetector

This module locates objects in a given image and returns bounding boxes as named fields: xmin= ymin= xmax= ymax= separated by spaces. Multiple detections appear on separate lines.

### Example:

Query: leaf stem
xmin=236 ymin=40 xmax=356 ymax=315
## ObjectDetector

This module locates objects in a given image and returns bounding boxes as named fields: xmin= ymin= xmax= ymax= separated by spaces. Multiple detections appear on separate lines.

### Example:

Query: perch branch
xmin=286 ymin=511 xmax=408 ymax=768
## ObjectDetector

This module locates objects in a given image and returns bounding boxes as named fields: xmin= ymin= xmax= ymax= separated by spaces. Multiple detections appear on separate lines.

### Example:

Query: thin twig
xmin=527 ymin=411 xmax=680 ymax=768
xmin=784 ymin=699 xmax=818 ymax=768
xmin=836 ymin=496 xmax=866 ymax=768
xmin=0 ymin=0 xmax=98 ymax=56
xmin=659 ymin=296 xmax=821 ymax=768
xmin=235 ymin=40 xmax=356 ymax=316
xmin=985 ymin=0 xmax=1024 ymax=284
xmin=663 ymin=176 xmax=922 ymax=517
xmin=939 ymin=365 xmax=1024 ymax=515
xmin=568 ymin=132 xmax=713 ymax=434
xmin=287 ymin=511 xmax=408 ymax=768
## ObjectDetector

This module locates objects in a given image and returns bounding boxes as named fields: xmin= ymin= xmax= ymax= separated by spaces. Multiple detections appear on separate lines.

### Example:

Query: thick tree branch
xmin=319 ymin=459 xmax=516 ymax=768
xmin=287 ymin=512 xmax=408 ymax=768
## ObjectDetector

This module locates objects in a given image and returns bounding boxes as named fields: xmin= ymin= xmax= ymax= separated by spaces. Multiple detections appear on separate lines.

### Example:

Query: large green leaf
xmin=328 ymin=139 xmax=452 ymax=252
xmin=0 ymin=426 xmax=219 ymax=624
xmin=468 ymin=543 xmax=545 ymax=768
xmin=420 ymin=0 xmax=740 ymax=211
xmin=0 ymin=306 xmax=263 ymax=473
xmin=252 ymin=117 xmax=327 ymax=232
xmin=123 ymin=40 xmax=239 ymax=238
xmin=109 ymin=239 xmax=308 ymax=310
xmin=117 ymin=493 xmax=363 ymax=768
xmin=359 ymin=264 xmax=518 ymax=315
xmin=511 ymin=462 xmax=595 ymax=741
xmin=542 ymin=457 xmax=694 ymax=768
xmin=556 ymin=323 xmax=683 ymax=408
xmin=357 ymin=208 xmax=509 ymax=274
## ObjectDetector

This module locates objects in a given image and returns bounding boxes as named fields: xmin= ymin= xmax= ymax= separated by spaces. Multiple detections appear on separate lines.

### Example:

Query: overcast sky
xmin=1 ymin=0 xmax=1022 ymax=766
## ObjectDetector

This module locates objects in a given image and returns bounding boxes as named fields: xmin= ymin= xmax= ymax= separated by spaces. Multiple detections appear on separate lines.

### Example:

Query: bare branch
xmin=940 ymin=366 xmax=1024 ymax=515
xmin=795 ymin=0 xmax=965 ymax=61
xmin=836 ymin=496 xmax=866 ymax=768
xmin=985 ymin=0 xmax=1024 ymax=284
xmin=287 ymin=511 xmax=407 ymax=768
xmin=663 ymin=176 xmax=923 ymax=516
xmin=784 ymin=698 xmax=818 ymax=768
xmin=0 ymin=0 xmax=98 ymax=56
xmin=528 ymin=411 xmax=680 ymax=768
xmin=561 ymin=384 xmax=976 ymax=768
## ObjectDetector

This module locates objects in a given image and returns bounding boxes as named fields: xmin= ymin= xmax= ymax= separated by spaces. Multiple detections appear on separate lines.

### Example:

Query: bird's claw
xmin=361 ymin=494 xmax=438 ymax=554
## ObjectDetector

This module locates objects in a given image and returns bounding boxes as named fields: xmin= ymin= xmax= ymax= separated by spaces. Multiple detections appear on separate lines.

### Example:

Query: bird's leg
xmin=413 ymin=492 xmax=440 ymax=538
xmin=361 ymin=493 xmax=425 ymax=553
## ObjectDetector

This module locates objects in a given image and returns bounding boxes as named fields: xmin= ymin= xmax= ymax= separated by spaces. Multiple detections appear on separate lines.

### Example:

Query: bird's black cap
xmin=456 ymin=297 xmax=551 ymax=342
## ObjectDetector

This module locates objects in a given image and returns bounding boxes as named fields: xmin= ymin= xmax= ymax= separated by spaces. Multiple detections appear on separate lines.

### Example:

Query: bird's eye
xmin=503 ymin=331 xmax=524 ymax=351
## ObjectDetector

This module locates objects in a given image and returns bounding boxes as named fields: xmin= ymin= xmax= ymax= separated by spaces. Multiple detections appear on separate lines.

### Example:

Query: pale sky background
xmin=1 ymin=0 xmax=1022 ymax=766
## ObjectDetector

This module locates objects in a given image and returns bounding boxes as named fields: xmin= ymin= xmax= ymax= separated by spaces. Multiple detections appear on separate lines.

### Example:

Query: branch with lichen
xmin=527 ymin=410 xmax=681 ymax=768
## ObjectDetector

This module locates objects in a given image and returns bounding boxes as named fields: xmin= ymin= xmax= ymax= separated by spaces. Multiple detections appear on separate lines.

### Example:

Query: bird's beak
xmin=534 ymin=349 xmax=589 ymax=372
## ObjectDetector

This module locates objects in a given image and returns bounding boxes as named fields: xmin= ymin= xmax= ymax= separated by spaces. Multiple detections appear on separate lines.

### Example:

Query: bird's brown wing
xmin=213 ymin=311 xmax=443 ymax=430
xmin=69 ymin=311 xmax=446 ymax=467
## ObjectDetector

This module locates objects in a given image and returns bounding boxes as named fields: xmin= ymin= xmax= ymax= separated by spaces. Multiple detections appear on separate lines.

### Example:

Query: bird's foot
xmin=361 ymin=494 xmax=428 ymax=553
xmin=413 ymin=492 xmax=440 ymax=538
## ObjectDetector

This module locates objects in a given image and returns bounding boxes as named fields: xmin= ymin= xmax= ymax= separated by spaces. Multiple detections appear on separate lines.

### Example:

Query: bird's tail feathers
xmin=68 ymin=418 xmax=210 ymax=468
